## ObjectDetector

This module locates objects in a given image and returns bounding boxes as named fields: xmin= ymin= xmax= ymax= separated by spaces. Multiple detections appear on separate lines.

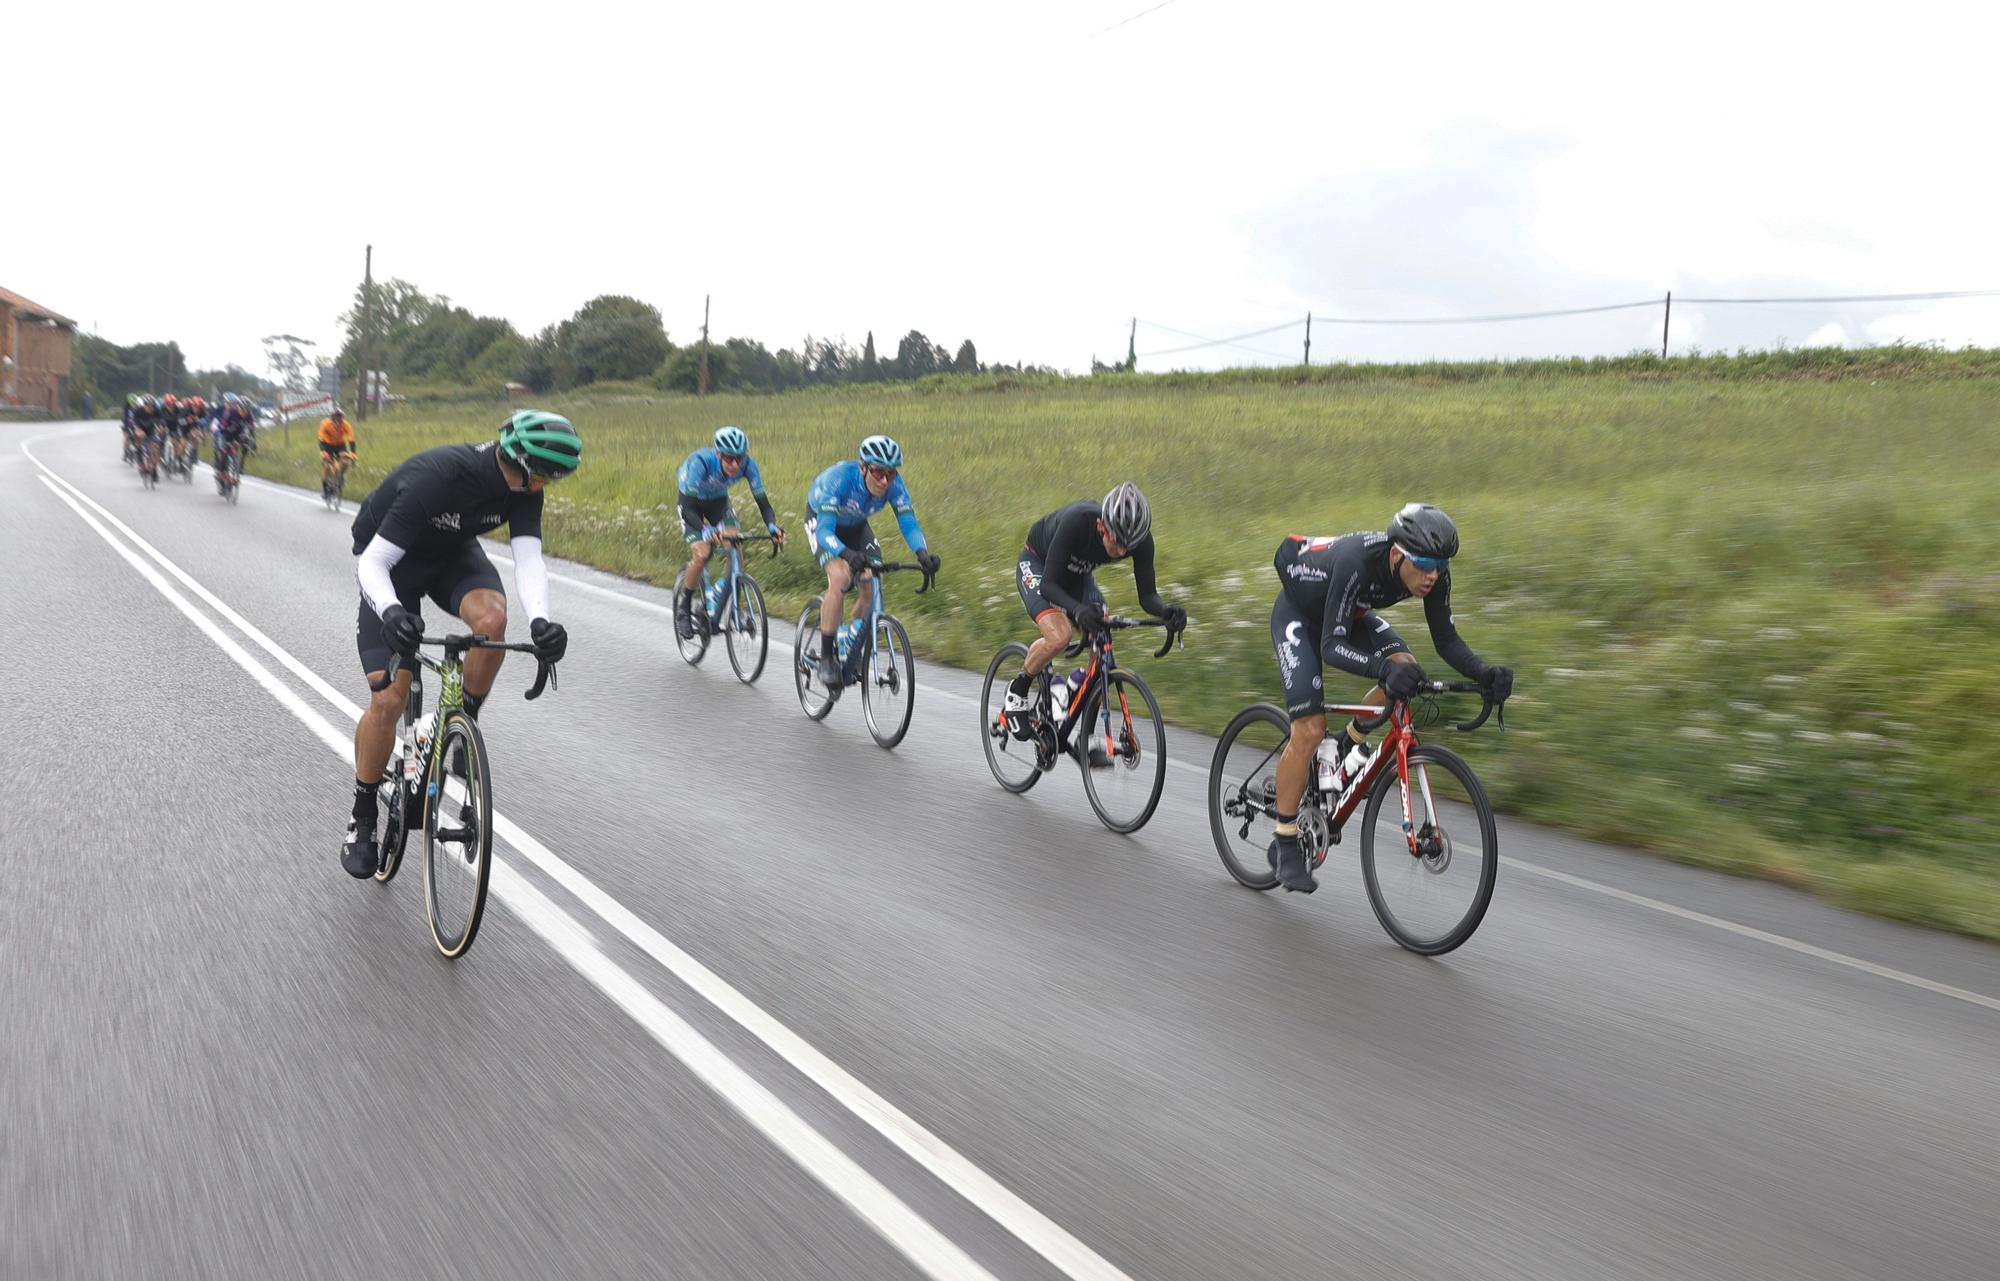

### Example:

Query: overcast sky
xmin=11 ymin=0 xmax=1999 ymax=375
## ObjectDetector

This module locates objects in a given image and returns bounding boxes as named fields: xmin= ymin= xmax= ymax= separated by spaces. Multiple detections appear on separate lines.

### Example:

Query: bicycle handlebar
xmin=1351 ymin=678 xmax=1505 ymax=734
xmin=367 ymin=632 xmax=560 ymax=701
xmin=716 ymin=529 xmax=783 ymax=559
xmin=867 ymin=561 xmax=937 ymax=594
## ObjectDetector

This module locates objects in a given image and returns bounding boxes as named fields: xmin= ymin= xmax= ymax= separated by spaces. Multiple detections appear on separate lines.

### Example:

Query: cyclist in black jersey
xmin=1264 ymin=503 xmax=1513 ymax=892
xmin=1000 ymin=483 xmax=1186 ymax=748
xmin=339 ymin=411 xmax=581 ymax=878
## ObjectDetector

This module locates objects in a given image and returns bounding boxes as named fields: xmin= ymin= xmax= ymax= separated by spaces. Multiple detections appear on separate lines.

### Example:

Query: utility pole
xmin=1127 ymin=317 xmax=1137 ymax=371
xmin=1303 ymin=313 xmax=1312 ymax=367
xmin=698 ymin=294 xmax=711 ymax=397
xmin=356 ymin=244 xmax=374 ymax=420
xmin=1660 ymin=291 xmax=1673 ymax=360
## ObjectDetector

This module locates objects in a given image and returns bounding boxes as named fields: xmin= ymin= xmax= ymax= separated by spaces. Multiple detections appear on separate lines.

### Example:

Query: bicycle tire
xmin=676 ymin=561 xmax=712 ymax=666
xmin=1076 ymin=669 xmax=1167 ymax=834
xmin=979 ymin=643 xmax=1043 ymax=794
xmin=1208 ymin=703 xmax=1288 ymax=890
xmin=725 ymin=575 xmax=769 ymax=685
xmin=793 ymin=597 xmax=836 ymax=720
xmin=375 ymin=758 xmax=411 ymax=884
xmin=1358 ymin=743 xmax=1498 ymax=955
xmin=861 ymin=613 xmax=916 ymax=749
xmin=423 ymin=710 xmax=493 ymax=959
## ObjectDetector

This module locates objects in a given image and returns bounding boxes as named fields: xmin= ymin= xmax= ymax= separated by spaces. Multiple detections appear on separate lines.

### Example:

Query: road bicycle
xmin=793 ymin=558 xmax=936 ymax=749
xmin=139 ymin=428 xmax=163 ymax=490
xmin=675 ymin=529 xmax=779 ymax=684
xmin=368 ymin=633 xmax=556 ymax=958
xmin=173 ymin=431 xmax=198 ymax=483
xmin=322 ymin=451 xmax=354 ymax=512
xmin=1208 ymin=680 xmax=1504 ymax=955
xmin=214 ymin=440 xmax=243 ymax=504
xmin=979 ymin=614 xmax=1186 ymax=834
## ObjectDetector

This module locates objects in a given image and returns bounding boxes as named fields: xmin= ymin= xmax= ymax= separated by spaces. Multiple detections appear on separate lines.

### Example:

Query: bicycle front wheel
xmin=793 ymin=597 xmax=836 ymax=720
xmin=1076 ymin=670 xmax=1166 ymax=834
xmin=423 ymin=710 xmax=493 ymax=959
xmin=1359 ymin=743 xmax=1497 ymax=955
xmin=861 ymin=614 xmax=915 ymax=749
xmin=1207 ymin=703 xmax=1288 ymax=890
xmin=979 ymin=643 xmax=1042 ymax=794
xmin=725 ymin=575 xmax=769 ymax=685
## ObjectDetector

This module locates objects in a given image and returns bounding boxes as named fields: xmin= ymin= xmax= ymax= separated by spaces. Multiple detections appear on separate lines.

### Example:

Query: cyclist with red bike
xmin=1264 ymin=503 xmax=1513 ymax=892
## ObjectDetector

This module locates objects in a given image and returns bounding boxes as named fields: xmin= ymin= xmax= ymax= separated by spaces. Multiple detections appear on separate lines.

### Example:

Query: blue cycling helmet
xmin=714 ymin=425 xmax=749 ymax=457
xmin=858 ymin=434 xmax=903 ymax=470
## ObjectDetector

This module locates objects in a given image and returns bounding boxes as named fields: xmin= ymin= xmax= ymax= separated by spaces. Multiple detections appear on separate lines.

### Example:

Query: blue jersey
xmin=678 ymin=447 xmax=768 ymax=501
xmin=806 ymin=460 xmax=926 ymax=555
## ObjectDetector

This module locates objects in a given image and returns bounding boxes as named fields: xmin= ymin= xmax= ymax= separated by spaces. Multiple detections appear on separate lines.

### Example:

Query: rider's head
xmin=1097 ymin=481 xmax=1152 ymax=556
xmin=714 ymin=425 xmax=748 ymax=476
xmin=331 ymin=408 xmax=345 ymax=420
xmin=1387 ymin=502 xmax=1458 ymax=597
xmin=498 ymin=409 xmax=583 ymax=493
xmin=858 ymin=434 xmax=902 ymax=498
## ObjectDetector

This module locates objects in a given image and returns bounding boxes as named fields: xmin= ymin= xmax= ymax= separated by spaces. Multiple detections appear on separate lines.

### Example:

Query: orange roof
xmin=0 ymin=286 xmax=77 ymax=328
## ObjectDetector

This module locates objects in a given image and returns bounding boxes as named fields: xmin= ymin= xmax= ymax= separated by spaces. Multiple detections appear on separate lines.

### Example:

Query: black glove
xmin=380 ymin=604 xmax=423 ymax=660
xmin=1158 ymin=603 xmax=1187 ymax=632
xmin=916 ymin=550 xmax=941 ymax=576
xmin=1380 ymin=660 xmax=1428 ymax=702
xmin=839 ymin=547 xmax=870 ymax=574
xmin=1480 ymin=665 xmax=1514 ymax=702
xmin=1072 ymin=602 xmax=1106 ymax=634
xmin=529 ymin=617 xmax=568 ymax=663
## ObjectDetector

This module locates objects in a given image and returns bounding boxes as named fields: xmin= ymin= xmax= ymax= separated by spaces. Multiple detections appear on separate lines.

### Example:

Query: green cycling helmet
xmin=498 ymin=409 xmax=583 ymax=479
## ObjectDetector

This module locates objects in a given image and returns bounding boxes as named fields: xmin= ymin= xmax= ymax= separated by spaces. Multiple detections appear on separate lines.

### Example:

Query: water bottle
xmin=705 ymin=575 xmax=725 ymax=612
xmin=1314 ymin=740 xmax=1344 ymax=791
xmin=1052 ymin=668 xmax=1086 ymax=724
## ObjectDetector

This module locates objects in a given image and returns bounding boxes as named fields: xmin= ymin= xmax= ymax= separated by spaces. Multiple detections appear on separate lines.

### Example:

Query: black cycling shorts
xmin=356 ymin=540 xmax=505 ymax=675
xmin=806 ymin=516 xmax=880 ymax=571
xmin=1270 ymin=593 xmax=1408 ymax=721
xmin=319 ymin=441 xmax=350 ymax=459
xmin=1015 ymin=548 xmax=1103 ymax=624
xmin=679 ymin=494 xmax=737 ymax=544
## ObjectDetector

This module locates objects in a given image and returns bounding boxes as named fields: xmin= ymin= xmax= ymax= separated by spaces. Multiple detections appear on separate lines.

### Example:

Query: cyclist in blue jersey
xmin=674 ymin=425 xmax=787 ymax=639
xmin=804 ymin=434 xmax=941 ymax=697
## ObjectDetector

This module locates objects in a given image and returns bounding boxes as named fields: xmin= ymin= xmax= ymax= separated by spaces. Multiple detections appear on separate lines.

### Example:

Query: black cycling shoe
xmin=1083 ymin=743 xmax=1115 ymax=769
xmin=342 ymin=816 xmax=380 ymax=879
xmin=1269 ymin=833 xmax=1317 ymax=893
xmin=818 ymin=635 xmax=843 ymax=702
xmin=674 ymin=590 xmax=697 ymax=640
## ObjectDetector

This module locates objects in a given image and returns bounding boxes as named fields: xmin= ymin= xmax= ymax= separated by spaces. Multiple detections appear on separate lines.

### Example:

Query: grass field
xmin=254 ymin=354 xmax=2000 ymax=939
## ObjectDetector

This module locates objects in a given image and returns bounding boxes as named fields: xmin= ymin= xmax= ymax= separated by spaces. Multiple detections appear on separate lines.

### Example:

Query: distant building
xmin=0 ymin=286 xmax=77 ymax=414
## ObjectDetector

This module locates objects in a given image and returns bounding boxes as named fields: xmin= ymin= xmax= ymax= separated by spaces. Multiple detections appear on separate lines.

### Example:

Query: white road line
xmin=26 ymin=437 xmax=1142 ymax=1281
xmin=54 ymin=434 xmax=1999 ymax=1017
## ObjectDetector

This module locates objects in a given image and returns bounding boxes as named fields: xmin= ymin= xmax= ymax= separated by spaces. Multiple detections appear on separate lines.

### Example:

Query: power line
xmin=1676 ymin=289 xmax=2000 ymax=304
xmin=1306 ymin=299 xmax=1663 ymax=326
xmin=1090 ymin=0 xmax=1184 ymax=38
xmin=1135 ymin=317 xmax=1302 ymax=359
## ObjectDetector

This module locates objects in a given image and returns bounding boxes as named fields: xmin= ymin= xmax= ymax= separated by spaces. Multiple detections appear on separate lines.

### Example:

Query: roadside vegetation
xmin=252 ymin=353 xmax=2000 ymax=940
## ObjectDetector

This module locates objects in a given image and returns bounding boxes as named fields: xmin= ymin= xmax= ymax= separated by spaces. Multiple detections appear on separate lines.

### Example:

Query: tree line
xmin=69 ymin=333 xmax=274 ymax=406
xmin=337 ymin=279 xmax=1056 ymax=395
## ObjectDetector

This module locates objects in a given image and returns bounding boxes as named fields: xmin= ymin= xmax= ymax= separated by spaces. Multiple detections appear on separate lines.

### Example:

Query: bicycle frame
xmin=698 ymin=531 xmax=775 ymax=630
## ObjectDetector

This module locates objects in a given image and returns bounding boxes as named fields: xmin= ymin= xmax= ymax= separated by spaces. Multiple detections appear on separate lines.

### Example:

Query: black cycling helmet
xmin=1100 ymin=481 xmax=1152 ymax=546
xmin=1387 ymin=502 xmax=1458 ymax=561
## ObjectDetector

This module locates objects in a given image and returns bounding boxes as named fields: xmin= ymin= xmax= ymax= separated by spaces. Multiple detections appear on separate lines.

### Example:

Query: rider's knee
xmin=825 ymin=560 xmax=852 ymax=592
xmin=1289 ymin=714 xmax=1328 ymax=751
xmin=460 ymin=593 xmax=508 ymax=640
xmin=367 ymin=679 xmax=409 ymax=720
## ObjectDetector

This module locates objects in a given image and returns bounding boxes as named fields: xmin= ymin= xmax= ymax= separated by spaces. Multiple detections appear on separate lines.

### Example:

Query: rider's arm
xmin=744 ymin=458 xmax=778 ymax=529
xmin=1423 ymin=573 xmax=1486 ymax=679
xmin=1129 ymin=536 xmax=1167 ymax=617
xmin=888 ymin=478 xmax=927 ymax=554
xmin=356 ymin=536 xmax=410 ymax=618
xmin=510 ymin=535 xmax=552 ymax=622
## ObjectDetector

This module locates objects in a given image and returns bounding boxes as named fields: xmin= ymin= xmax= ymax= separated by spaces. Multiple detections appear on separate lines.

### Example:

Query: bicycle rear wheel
xmin=1359 ymin=743 xmax=1497 ymax=955
xmin=979 ymin=643 xmax=1043 ymax=794
xmin=676 ymin=561 xmax=712 ymax=666
xmin=423 ymin=710 xmax=492 ymax=958
xmin=793 ymin=597 xmax=836 ymax=720
xmin=861 ymin=614 xmax=915 ymax=749
xmin=1076 ymin=670 xmax=1166 ymax=833
xmin=725 ymin=575 xmax=769 ymax=685
xmin=1208 ymin=704 xmax=1288 ymax=890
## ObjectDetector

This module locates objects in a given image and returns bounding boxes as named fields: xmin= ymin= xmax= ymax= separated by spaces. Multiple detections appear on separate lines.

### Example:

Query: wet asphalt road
xmin=5 ymin=420 xmax=1998 ymax=1281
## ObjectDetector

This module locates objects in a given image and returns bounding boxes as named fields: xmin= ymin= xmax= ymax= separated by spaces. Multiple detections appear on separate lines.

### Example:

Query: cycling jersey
xmin=1270 ymin=532 xmax=1485 ymax=717
xmin=678 ymin=446 xmax=776 ymax=529
xmin=318 ymin=417 xmax=355 ymax=447
xmin=1021 ymin=499 xmax=1164 ymax=620
xmin=349 ymin=440 xmax=549 ymax=626
xmin=804 ymin=460 xmax=926 ymax=559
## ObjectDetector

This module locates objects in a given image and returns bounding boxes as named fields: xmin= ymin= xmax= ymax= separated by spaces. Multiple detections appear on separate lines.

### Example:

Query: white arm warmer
xmin=357 ymin=536 xmax=409 ymax=618
xmin=510 ymin=535 xmax=551 ymax=622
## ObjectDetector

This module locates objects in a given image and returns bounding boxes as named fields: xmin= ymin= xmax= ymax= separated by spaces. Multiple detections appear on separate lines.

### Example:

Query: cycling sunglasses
xmin=863 ymin=463 xmax=898 ymax=482
xmin=1396 ymin=544 xmax=1450 ymax=573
